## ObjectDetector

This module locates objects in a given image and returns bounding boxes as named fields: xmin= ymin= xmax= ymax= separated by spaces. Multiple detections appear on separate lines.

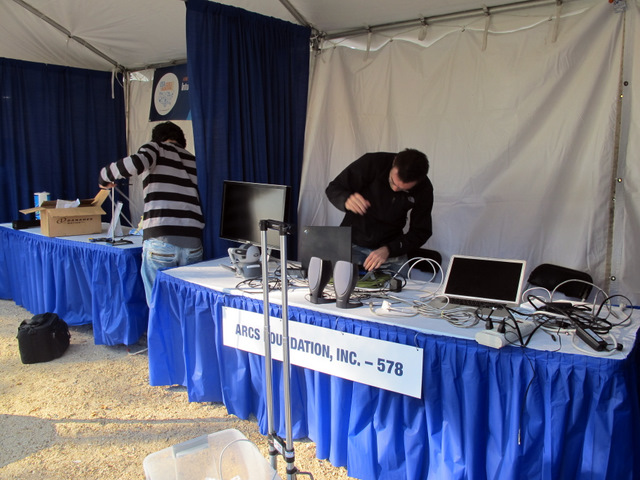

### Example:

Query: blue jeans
xmin=141 ymin=239 xmax=203 ymax=306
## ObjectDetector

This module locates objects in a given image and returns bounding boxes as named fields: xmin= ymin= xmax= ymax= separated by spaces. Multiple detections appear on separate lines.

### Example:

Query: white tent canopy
xmin=1 ymin=0 xmax=639 ymax=304
xmin=0 ymin=0 xmax=568 ymax=71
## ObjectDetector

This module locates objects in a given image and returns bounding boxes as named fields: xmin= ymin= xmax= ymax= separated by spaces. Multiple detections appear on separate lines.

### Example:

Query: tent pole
xmin=124 ymin=71 xmax=130 ymax=154
xmin=605 ymin=6 xmax=631 ymax=294
xmin=278 ymin=0 xmax=312 ymax=28
xmin=323 ymin=0 xmax=563 ymax=40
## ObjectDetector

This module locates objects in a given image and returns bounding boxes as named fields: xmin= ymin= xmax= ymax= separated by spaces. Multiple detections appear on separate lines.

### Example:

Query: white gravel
xmin=0 ymin=300 xmax=354 ymax=480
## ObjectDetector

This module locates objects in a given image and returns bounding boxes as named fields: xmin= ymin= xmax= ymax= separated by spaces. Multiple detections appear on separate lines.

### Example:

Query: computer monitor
xmin=220 ymin=180 xmax=291 ymax=250
xmin=442 ymin=255 xmax=527 ymax=308
xmin=297 ymin=226 xmax=352 ymax=277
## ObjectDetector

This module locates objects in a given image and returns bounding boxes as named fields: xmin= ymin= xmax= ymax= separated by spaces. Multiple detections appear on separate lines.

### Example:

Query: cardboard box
xmin=20 ymin=190 xmax=109 ymax=237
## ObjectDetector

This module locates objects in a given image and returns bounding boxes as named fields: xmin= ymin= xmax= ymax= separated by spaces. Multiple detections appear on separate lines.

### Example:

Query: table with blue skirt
xmin=0 ymin=223 xmax=148 ymax=345
xmin=147 ymin=259 xmax=640 ymax=480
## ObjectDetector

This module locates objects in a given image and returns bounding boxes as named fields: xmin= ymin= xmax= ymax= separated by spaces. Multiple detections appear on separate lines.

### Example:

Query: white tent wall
xmin=299 ymin=0 xmax=638 ymax=301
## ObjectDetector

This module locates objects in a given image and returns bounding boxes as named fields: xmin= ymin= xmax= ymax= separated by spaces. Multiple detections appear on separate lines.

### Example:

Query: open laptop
xmin=297 ymin=226 xmax=352 ymax=278
xmin=440 ymin=254 xmax=527 ymax=308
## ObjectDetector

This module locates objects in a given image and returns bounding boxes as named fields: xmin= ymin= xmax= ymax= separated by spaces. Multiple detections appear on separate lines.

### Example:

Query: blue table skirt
xmin=148 ymin=271 xmax=640 ymax=480
xmin=0 ymin=226 xmax=148 ymax=345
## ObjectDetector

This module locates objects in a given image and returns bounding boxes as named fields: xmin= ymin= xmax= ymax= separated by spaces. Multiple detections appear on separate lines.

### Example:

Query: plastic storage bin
xmin=143 ymin=429 xmax=281 ymax=480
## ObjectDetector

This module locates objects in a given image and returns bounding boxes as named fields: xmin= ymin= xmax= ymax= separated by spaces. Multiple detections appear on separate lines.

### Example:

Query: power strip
xmin=574 ymin=323 xmax=607 ymax=351
xmin=475 ymin=320 xmax=536 ymax=349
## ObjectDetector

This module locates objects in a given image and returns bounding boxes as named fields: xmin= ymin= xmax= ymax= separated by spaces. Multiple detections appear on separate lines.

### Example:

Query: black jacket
xmin=325 ymin=152 xmax=433 ymax=257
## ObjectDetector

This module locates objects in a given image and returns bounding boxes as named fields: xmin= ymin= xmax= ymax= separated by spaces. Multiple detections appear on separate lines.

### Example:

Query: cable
xmin=535 ymin=320 xmax=563 ymax=352
xmin=532 ymin=313 xmax=574 ymax=333
xmin=525 ymin=293 xmax=618 ymax=335
xmin=520 ymin=285 xmax=552 ymax=304
xmin=522 ymin=292 xmax=629 ymax=356
xmin=235 ymin=276 xmax=282 ymax=293
xmin=594 ymin=294 xmax=633 ymax=328
xmin=368 ymin=300 xmax=419 ymax=317
xmin=392 ymin=256 xmax=444 ymax=286
xmin=411 ymin=296 xmax=480 ymax=328
xmin=475 ymin=307 xmax=539 ymax=348
xmin=502 ymin=309 xmax=536 ymax=348
xmin=518 ymin=350 xmax=536 ymax=446
xmin=405 ymin=257 xmax=444 ymax=283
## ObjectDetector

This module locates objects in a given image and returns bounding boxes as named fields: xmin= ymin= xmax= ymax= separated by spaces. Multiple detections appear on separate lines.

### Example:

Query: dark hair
xmin=392 ymin=148 xmax=429 ymax=183
xmin=151 ymin=121 xmax=187 ymax=149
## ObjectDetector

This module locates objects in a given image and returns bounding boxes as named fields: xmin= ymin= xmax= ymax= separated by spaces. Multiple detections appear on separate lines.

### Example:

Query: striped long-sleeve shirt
xmin=98 ymin=141 xmax=205 ymax=244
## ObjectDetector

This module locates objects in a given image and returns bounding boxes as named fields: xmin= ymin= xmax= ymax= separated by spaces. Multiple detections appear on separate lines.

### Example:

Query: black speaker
xmin=308 ymin=256 xmax=333 ymax=304
xmin=333 ymin=260 xmax=362 ymax=309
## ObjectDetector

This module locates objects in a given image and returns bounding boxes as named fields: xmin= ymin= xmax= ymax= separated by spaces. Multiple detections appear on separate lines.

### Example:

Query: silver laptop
xmin=441 ymin=254 xmax=527 ymax=308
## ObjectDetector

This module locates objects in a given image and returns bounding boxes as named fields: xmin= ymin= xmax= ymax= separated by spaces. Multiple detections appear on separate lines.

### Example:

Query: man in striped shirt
xmin=98 ymin=122 xmax=205 ymax=305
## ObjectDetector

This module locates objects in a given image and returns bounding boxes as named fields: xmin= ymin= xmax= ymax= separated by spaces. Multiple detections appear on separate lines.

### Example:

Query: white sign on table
xmin=222 ymin=306 xmax=424 ymax=398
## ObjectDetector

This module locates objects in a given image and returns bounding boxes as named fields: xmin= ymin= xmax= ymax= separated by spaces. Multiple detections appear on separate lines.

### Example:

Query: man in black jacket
xmin=325 ymin=149 xmax=433 ymax=272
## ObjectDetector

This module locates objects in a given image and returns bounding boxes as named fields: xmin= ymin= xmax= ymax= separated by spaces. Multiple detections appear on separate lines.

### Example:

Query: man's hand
xmin=363 ymin=246 xmax=390 ymax=271
xmin=345 ymin=193 xmax=370 ymax=215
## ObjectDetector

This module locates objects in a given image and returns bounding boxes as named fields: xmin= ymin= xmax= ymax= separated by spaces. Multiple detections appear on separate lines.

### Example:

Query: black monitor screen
xmin=220 ymin=180 xmax=291 ymax=250
xmin=297 ymin=226 xmax=352 ymax=276
xmin=444 ymin=256 xmax=525 ymax=303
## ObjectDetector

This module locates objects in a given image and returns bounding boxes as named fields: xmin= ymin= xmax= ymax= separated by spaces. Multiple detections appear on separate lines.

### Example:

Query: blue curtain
xmin=186 ymin=0 xmax=310 ymax=259
xmin=0 ymin=58 xmax=126 ymax=223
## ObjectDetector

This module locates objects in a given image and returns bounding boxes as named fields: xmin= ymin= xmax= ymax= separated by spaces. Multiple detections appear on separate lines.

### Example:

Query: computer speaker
xmin=333 ymin=260 xmax=362 ymax=309
xmin=308 ymin=256 xmax=333 ymax=304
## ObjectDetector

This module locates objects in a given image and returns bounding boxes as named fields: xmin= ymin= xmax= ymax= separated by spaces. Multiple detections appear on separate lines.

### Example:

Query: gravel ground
xmin=0 ymin=300 xmax=355 ymax=480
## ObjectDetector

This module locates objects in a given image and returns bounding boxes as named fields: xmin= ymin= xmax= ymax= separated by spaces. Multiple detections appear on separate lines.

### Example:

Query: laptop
xmin=441 ymin=254 xmax=527 ymax=308
xmin=297 ymin=226 xmax=352 ymax=278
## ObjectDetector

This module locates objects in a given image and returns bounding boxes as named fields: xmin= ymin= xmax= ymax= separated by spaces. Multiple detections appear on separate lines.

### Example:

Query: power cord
xmin=392 ymin=256 xmax=445 ymax=288
xmin=523 ymin=292 xmax=630 ymax=356
xmin=368 ymin=299 xmax=419 ymax=317
xmin=235 ymin=276 xmax=282 ymax=293
xmin=518 ymin=351 xmax=536 ymax=446
xmin=412 ymin=296 xmax=480 ymax=328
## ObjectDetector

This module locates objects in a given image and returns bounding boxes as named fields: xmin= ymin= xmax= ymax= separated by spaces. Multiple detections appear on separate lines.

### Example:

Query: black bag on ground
xmin=17 ymin=313 xmax=71 ymax=364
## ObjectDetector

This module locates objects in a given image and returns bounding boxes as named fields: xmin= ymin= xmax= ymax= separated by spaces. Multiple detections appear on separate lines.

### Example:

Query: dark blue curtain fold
xmin=0 ymin=227 xmax=147 ymax=345
xmin=186 ymin=0 xmax=310 ymax=259
xmin=0 ymin=58 xmax=126 ymax=223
